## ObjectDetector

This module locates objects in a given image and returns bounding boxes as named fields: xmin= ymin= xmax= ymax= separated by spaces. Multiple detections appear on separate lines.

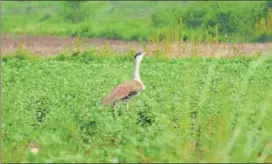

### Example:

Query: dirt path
xmin=2 ymin=34 xmax=272 ymax=57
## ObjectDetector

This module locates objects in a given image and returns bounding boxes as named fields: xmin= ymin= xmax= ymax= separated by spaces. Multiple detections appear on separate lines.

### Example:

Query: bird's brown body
xmin=102 ymin=80 xmax=144 ymax=106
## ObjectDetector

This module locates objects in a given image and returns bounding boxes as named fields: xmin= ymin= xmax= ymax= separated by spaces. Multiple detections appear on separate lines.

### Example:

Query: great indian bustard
xmin=101 ymin=52 xmax=146 ymax=111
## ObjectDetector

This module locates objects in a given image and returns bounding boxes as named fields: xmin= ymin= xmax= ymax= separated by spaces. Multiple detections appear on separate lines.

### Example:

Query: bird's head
xmin=134 ymin=52 xmax=146 ymax=62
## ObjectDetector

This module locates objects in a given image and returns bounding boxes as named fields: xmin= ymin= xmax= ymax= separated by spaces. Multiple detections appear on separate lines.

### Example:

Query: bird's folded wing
xmin=102 ymin=80 xmax=143 ymax=105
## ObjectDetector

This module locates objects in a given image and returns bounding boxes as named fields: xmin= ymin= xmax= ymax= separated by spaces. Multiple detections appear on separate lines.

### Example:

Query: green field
xmin=2 ymin=1 xmax=272 ymax=42
xmin=2 ymin=51 xmax=272 ymax=163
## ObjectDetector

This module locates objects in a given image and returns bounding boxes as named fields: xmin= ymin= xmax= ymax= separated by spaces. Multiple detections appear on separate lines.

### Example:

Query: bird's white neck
xmin=133 ymin=58 xmax=142 ymax=82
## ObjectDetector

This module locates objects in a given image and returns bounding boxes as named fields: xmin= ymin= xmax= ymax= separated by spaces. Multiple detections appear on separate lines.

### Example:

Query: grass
xmin=2 ymin=1 xmax=272 ymax=42
xmin=1 ymin=50 xmax=272 ymax=163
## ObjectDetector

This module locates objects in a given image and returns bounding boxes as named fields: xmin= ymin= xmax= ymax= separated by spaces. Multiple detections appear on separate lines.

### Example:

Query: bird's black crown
xmin=134 ymin=52 xmax=144 ymax=59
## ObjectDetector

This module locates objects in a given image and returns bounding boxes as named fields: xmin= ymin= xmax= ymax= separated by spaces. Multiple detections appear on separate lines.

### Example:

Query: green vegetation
xmin=2 ymin=50 xmax=272 ymax=162
xmin=2 ymin=1 xmax=272 ymax=42
xmin=2 ymin=1 xmax=272 ymax=162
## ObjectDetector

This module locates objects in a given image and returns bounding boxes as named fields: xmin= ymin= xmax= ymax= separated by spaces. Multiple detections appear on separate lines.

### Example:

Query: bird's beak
xmin=142 ymin=52 xmax=147 ymax=56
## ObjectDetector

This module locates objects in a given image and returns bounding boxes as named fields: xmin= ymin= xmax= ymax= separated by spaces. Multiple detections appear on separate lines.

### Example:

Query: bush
xmin=2 ymin=1 xmax=272 ymax=42
xmin=58 ymin=1 xmax=89 ymax=23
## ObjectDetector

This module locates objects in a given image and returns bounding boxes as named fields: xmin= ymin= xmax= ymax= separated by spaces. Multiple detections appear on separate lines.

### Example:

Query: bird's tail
xmin=101 ymin=97 xmax=110 ymax=106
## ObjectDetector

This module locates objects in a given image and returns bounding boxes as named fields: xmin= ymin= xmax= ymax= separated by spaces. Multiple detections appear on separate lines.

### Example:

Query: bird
xmin=101 ymin=52 xmax=146 ymax=111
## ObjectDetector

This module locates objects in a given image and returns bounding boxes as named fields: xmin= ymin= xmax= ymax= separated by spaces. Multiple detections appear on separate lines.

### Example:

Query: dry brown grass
xmin=2 ymin=34 xmax=272 ymax=57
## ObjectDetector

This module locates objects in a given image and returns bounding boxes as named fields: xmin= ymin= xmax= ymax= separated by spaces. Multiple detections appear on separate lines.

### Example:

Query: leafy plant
xmin=2 ymin=50 xmax=272 ymax=163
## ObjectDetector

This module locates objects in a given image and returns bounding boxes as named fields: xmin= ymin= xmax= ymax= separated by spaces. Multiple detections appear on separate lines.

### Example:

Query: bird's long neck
xmin=133 ymin=59 xmax=141 ymax=82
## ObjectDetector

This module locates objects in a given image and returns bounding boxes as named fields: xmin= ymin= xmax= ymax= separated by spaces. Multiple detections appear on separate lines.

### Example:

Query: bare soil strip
xmin=2 ymin=34 xmax=272 ymax=57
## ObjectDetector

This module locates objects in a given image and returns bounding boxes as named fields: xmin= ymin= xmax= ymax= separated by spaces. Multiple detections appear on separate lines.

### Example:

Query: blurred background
xmin=2 ymin=1 xmax=272 ymax=43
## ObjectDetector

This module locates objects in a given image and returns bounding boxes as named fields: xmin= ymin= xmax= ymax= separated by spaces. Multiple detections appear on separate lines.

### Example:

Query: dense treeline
xmin=2 ymin=1 xmax=272 ymax=42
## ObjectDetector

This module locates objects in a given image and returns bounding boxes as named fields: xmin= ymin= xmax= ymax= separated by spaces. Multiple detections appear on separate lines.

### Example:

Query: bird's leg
xmin=125 ymin=101 xmax=129 ymax=112
xmin=113 ymin=103 xmax=117 ymax=112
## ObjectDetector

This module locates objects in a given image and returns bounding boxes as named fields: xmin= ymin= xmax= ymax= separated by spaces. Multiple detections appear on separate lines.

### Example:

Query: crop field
xmin=2 ymin=1 xmax=272 ymax=163
xmin=2 ymin=49 xmax=272 ymax=163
